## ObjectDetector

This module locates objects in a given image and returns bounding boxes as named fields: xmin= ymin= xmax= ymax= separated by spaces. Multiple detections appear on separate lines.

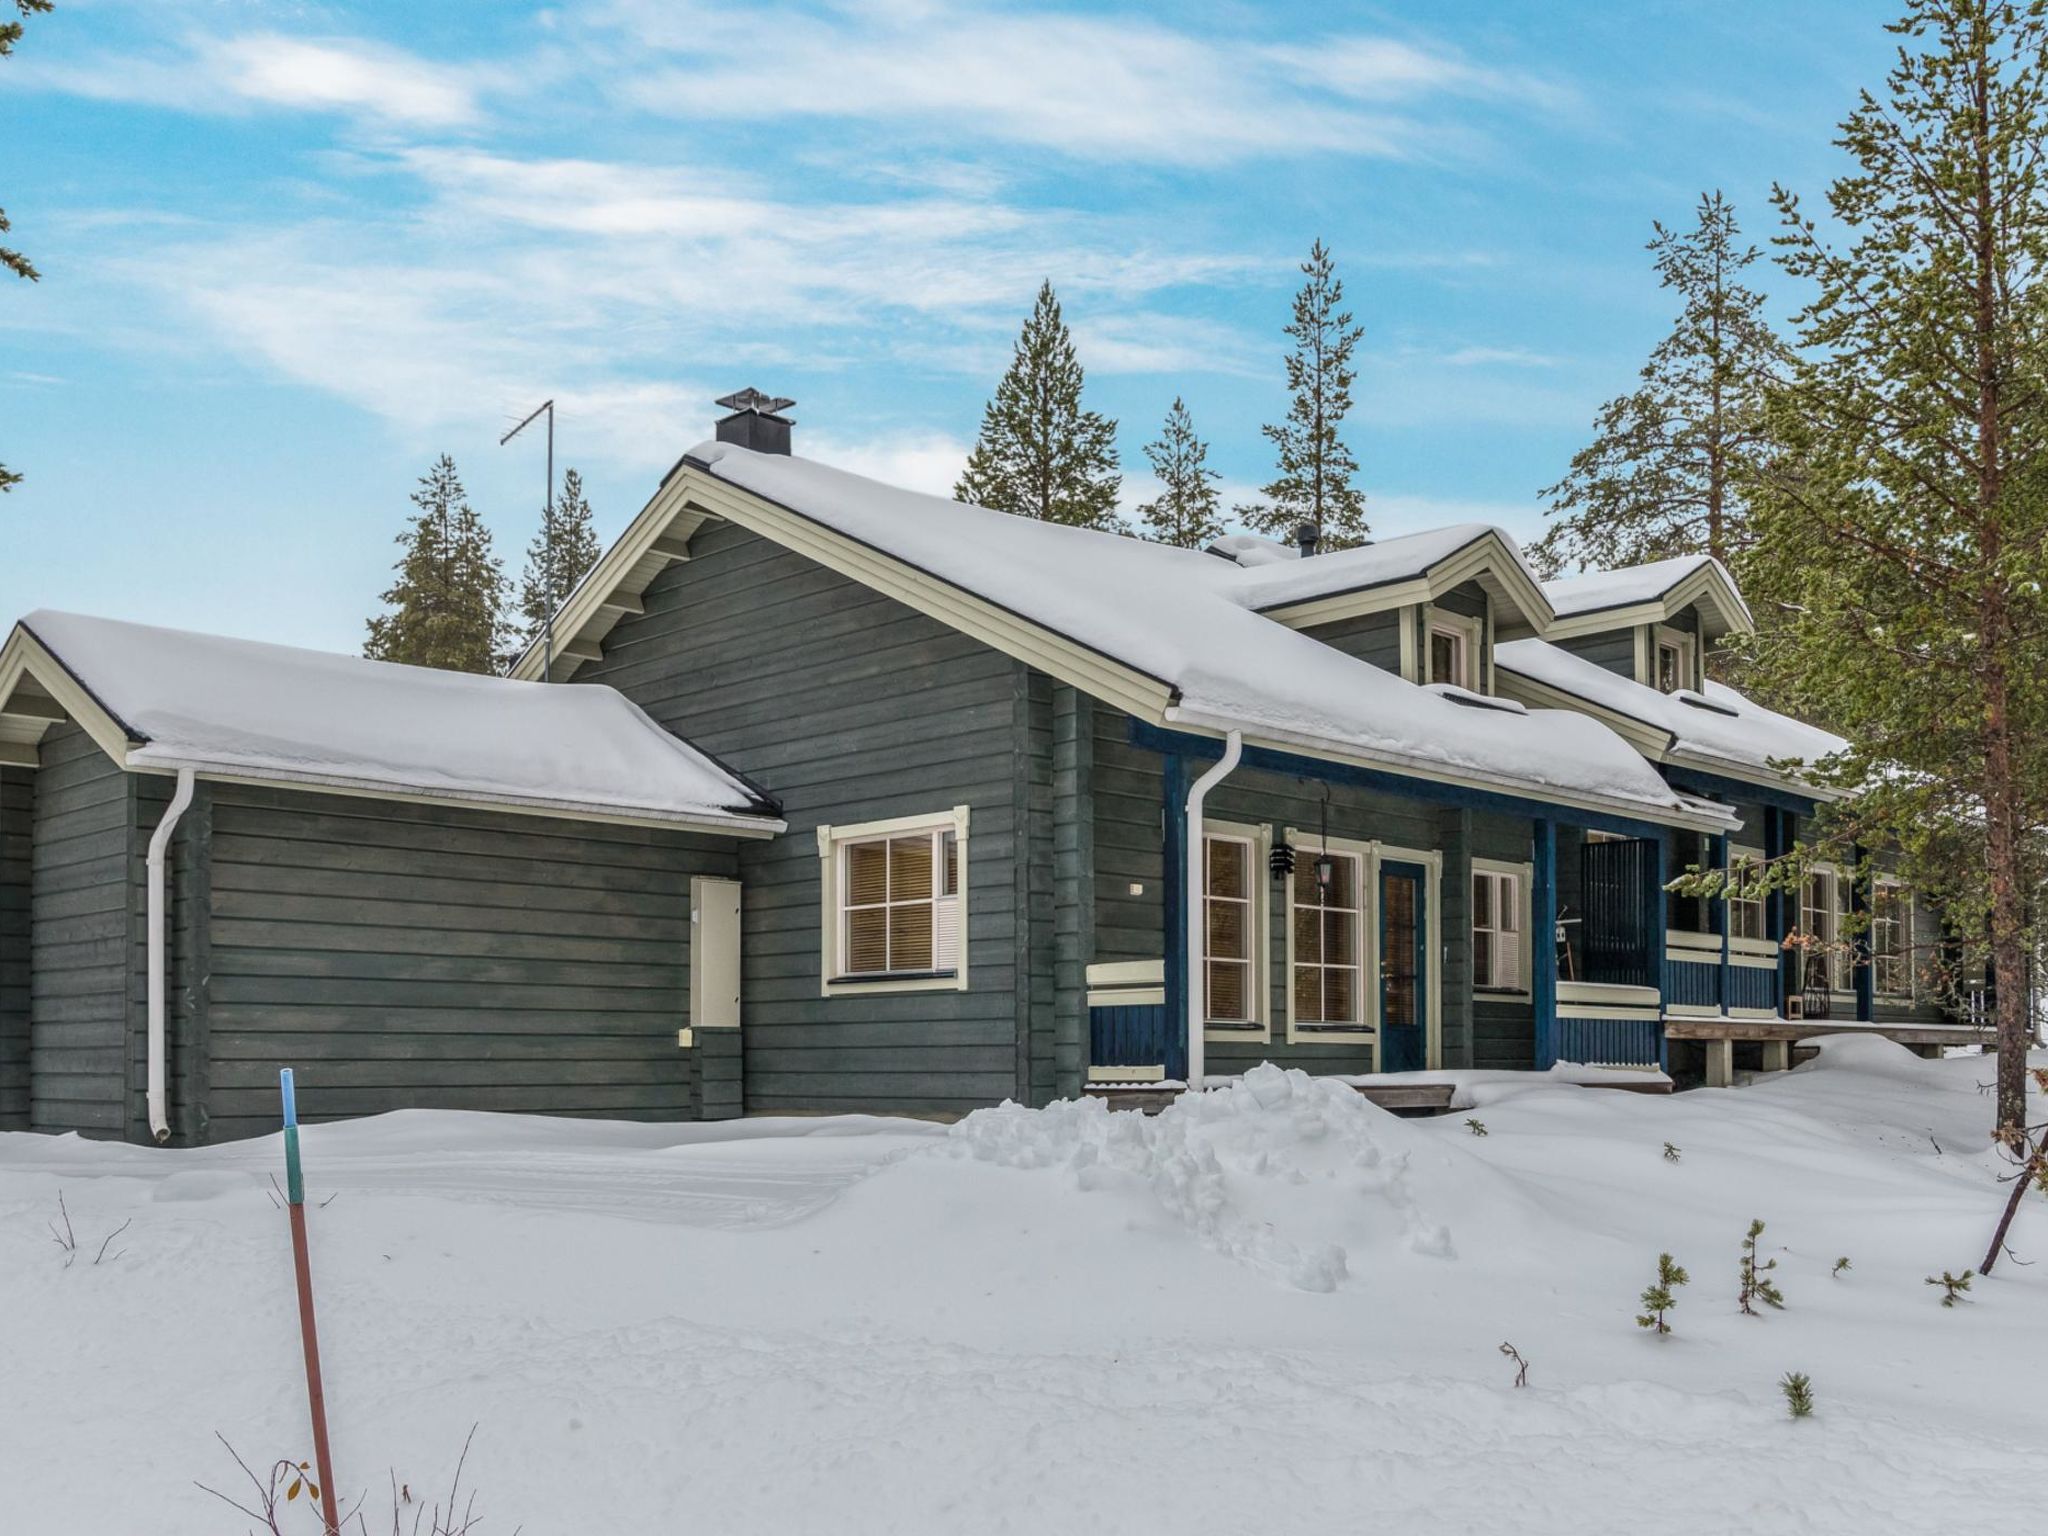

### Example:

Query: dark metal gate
xmin=1580 ymin=837 xmax=1656 ymax=988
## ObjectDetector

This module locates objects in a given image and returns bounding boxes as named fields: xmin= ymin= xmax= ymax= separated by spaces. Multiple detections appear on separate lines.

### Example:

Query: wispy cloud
xmin=1439 ymin=345 xmax=1563 ymax=368
xmin=599 ymin=1 xmax=1567 ymax=165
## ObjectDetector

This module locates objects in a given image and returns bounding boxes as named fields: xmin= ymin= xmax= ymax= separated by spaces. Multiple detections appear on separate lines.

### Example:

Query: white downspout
xmin=147 ymin=768 xmax=197 ymax=1144
xmin=1183 ymin=731 xmax=1242 ymax=1093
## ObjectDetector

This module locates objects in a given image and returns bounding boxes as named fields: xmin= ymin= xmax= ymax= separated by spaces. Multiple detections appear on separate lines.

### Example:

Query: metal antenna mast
xmin=500 ymin=399 xmax=556 ymax=678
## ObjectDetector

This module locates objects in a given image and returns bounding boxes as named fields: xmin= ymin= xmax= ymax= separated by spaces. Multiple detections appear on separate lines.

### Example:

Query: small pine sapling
xmin=1499 ymin=1342 xmax=1530 ymax=1388
xmin=1663 ymin=1142 xmax=1682 ymax=1163
xmin=1780 ymin=1372 xmax=1815 ymax=1418
xmin=1465 ymin=1118 xmax=1489 ymax=1137
xmin=1738 ymin=1219 xmax=1785 ymax=1314
xmin=1637 ymin=1252 xmax=1690 ymax=1334
xmin=1925 ymin=1270 xmax=1973 ymax=1307
xmin=1832 ymin=1256 xmax=1851 ymax=1278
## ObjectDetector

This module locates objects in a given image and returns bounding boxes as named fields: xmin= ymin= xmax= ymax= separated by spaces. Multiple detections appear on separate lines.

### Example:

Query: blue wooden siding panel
xmin=1665 ymin=957 xmax=1720 ymax=1009
xmin=1090 ymin=1004 xmax=1168 ymax=1069
xmin=1555 ymin=1016 xmax=1662 ymax=1067
xmin=1727 ymin=965 xmax=1777 ymax=1012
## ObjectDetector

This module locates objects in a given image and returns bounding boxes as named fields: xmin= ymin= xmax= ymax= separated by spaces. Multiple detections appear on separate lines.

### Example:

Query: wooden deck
xmin=1082 ymin=1074 xmax=1672 ymax=1114
xmin=1662 ymin=1015 xmax=1990 ymax=1086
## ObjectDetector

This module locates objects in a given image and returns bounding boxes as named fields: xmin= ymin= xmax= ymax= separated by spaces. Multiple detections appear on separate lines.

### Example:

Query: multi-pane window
xmin=1429 ymin=626 xmax=1467 ymax=688
xmin=1472 ymin=867 xmax=1525 ymax=992
xmin=1204 ymin=834 xmax=1256 ymax=1025
xmin=1728 ymin=850 xmax=1766 ymax=942
xmin=1801 ymin=869 xmax=1851 ymax=991
xmin=1655 ymin=627 xmax=1695 ymax=694
xmin=1872 ymin=882 xmax=1911 ymax=997
xmin=839 ymin=826 xmax=960 ymax=978
xmin=1291 ymin=852 xmax=1363 ymax=1027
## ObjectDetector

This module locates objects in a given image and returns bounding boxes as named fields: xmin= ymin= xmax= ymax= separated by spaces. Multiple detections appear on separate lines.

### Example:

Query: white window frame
xmin=1653 ymin=625 xmax=1697 ymax=695
xmin=1471 ymin=857 xmax=1531 ymax=996
xmin=1202 ymin=819 xmax=1272 ymax=1043
xmin=1426 ymin=608 xmax=1484 ymax=692
xmin=1284 ymin=831 xmax=1374 ymax=1044
xmin=1872 ymin=878 xmax=1914 ymax=998
xmin=1799 ymin=863 xmax=1854 ymax=995
xmin=1727 ymin=844 xmax=1769 ymax=948
xmin=816 ymin=805 xmax=969 ymax=997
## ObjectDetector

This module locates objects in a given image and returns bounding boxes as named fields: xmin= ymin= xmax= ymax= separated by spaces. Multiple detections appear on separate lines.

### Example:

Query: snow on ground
xmin=2 ymin=1041 xmax=2042 ymax=1533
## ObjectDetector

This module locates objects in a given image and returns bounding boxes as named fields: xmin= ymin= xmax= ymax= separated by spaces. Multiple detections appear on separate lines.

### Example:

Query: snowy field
xmin=2 ymin=1039 xmax=2041 ymax=1534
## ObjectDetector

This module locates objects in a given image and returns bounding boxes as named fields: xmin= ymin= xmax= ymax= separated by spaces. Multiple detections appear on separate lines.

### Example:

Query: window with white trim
xmin=1728 ymin=847 xmax=1766 ymax=942
xmin=1800 ymin=867 xmax=1851 ymax=992
xmin=1471 ymin=861 xmax=1528 ymax=993
xmin=1290 ymin=850 xmax=1365 ymax=1028
xmin=817 ymin=808 xmax=967 ymax=993
xmin=1655 ymin=626 xmax=1696 ymax=694
xmin=1204 ymin=831 xmax=1258 ymax=1026
xmin=1872 ymin=881 xmax=1912 ymax=997
xmin=1428 ymin=612 xmax=1482 ymax=691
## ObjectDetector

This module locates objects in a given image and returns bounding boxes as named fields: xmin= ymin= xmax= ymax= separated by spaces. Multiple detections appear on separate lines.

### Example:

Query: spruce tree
xmin=1241 ymin=239 xmax=1368 ymax=550
xmin=517 ymin=467 xmax=602 ymax=641
xmin=1136 ymin=397 xmax=1225 ymax=548
xmin=1744 ymin=0 xmax=2048 ymax=1141
xmin=1 ymin=1 xmax=54 ymax=495
xmin=1530 ymin=193 xmax=1785 ymax=576
xmin=955 ymin=280 xmax=1123 ymax=530
xmin=364 ymin=454 xmax=509 ymax=675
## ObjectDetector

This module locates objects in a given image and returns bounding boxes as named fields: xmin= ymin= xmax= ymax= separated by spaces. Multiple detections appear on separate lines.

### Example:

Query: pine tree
xmin=955 ymin=281 xmax=1122 ymax=530
xmin=1737 ymin=1219 xmax=1785 ymax=1314
xmin=1744 ymin=0 xmax=2048 ymax=1142
xmin=1 ymin=0 xmax=54 ymax=495
xmin=364 ymin=454 xmax=509 ymax=675
xmin=1241 ymin=239 xmax=1368 ymax=550
xmin=1636 ymin=1252 xmax=1689 ymax=1334
xmin=1530 ymin=194 xmax=1785 ymax=577
xmin=1136 ymin=398 xmax=1224 ymax=548
xmin=517 ymin=467 xmax=602 ymax=642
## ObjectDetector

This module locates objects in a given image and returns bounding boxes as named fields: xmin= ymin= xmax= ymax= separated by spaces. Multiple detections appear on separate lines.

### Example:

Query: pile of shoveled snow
xmin=950 ymin=1064 xmax=1467 ymax=1289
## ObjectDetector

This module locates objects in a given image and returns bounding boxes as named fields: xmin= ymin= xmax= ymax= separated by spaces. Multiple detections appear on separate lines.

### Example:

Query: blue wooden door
xmin=1378 ymin=860 xmax=1429 ymax=1072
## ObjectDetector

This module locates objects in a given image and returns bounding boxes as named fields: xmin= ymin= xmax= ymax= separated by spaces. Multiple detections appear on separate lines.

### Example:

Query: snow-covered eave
xmin=1660 ymin=743 xmax=1844 ymax=804
xmin=1160 ymin=704 xmax=1740 ymax=834
xmin=0 ymin=622 xmax=147 ymax=768
xmin=1542 ymin=558 xmax=1755 ymax=643
xmin=122 ymin=750 xmax=787 ymax=838
xmin=1251 ymin=528 xmax=1555 ymax=634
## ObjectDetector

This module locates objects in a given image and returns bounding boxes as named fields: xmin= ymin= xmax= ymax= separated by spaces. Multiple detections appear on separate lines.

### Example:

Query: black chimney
xmin=1294 ymin=521 xmax=1319 ymax=559
xmin=714 ymin=388 xmax=796 ymax=455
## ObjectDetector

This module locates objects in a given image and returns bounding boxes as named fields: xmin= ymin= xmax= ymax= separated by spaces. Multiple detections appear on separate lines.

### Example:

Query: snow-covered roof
xmin=1542 ymin=554 xmax=1753 ymax=638
xmin=1223 ymin=523 xmax=1548 ymax=623
xmin=684 ymin=444 xmax=1733 ymax=829
xmin=1495 ymin=637 xmax=1846 ymax=791
xmin=11 ymin=611 xmax=782 ymax=832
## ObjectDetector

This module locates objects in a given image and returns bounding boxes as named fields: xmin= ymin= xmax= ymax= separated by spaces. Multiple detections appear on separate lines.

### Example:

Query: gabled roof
xmin=516 ymin=443 xmax=1736 ymax=832
xmin=1 ymin=612 xmax=783 ymax=835
xmin=1225 ymin=523 xmax=1554 ymax=633
xmin=1541 ymin=554 xmax=1754 ymax=642
xmin=1494 ymin=636 xmax=1846 ymax=797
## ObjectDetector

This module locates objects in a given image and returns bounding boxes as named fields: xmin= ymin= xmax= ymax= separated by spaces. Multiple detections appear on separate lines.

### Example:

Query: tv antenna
xmin=500 ymin=399 xmax=556 ymax=679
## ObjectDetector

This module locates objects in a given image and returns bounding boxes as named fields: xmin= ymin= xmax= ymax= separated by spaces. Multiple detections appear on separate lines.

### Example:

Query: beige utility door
xmin=691 ymin=876 xmax=742 ymax=1030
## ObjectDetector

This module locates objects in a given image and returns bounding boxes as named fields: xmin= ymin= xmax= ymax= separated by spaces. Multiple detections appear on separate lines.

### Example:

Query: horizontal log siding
xmin=1556 ymin=627 xmax=1638 ymax=679
xmin=1299 ymin=610 xmax=1403 ymax=674
xmin=574 ymin=520 xmax=1027 ymax=1116
xmin=198 ymin=783 xmax=735 ymax=1140
xmin=0 ymin=766 xmax=32 ymax=1127
xmin=29 ymin=723 xmax=132 ymax=1136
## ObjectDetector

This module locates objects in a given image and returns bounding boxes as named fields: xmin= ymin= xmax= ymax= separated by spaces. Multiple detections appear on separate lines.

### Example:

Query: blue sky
xmin=2 ymin=0 xmax=1892 ymax=653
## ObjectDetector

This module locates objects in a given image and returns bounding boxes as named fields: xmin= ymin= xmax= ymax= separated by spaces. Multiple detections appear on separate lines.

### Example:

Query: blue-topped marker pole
xmin=281 ymin=1069 xmax=342 ymax=1536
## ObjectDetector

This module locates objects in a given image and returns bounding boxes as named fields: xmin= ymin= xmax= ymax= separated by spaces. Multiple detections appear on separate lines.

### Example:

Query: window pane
xmin=847 ymin=841 xmax=889 ymax=906
xmin=1322 ymin=909 xmax=1355 ymax=967
xmin=889 ymin=900 xmax=934 ymax=971
xmin=1472 ymin=873 xmax=1493 ymax=928
xmin=941 ymin=830 xmax=959 ymax=897
xmin=1293 ymin=965 xmax=1322 ymax=1024
xmin=1474 ymin=930 xmax=1495 ymax=988
xmin=933 ymin=896 xmax=960 ymax=971
xmin=1207 ymin=838 xmax=1246 ymax=899
xmin=889 ymin=835 xmax=934 ymax=902
xmin=847 ymin=907 xmax=889 ymax=973
xmin=1323 ymin=855 xmax=1355 ymax=910
xmin=1659 ymin=644 xmax=1681 ymax=693
xmin=1209 ymin=959 xmax=1247 ymax=1021
xmin=1293 ymin=901 xmax=1322 ymax=964
xmin=1207 ymin=898 xmax=1247 ymax=962
xmin=1500 ymin=878 xmax=1520 ymax=933
xmin=1324 ymin=965 xmax=1357 ymax=1024
xmin=1430 ymin=631 xmax=1461 ymax=686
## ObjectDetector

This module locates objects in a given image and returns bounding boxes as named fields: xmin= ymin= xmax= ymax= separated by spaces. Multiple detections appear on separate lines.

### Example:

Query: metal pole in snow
xmin=281 ymin=1069 xmax=342 ymax=1536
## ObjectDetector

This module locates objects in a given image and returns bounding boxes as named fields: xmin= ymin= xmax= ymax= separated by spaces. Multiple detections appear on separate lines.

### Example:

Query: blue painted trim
xmin=1765 ymin=806 xmax=1795 ymax=1013
xmin=1647 ymin=831 xmax=1669 ymax=1070
xmin=1161 ymin=753 xmax=1189 ymax=1083
xmin=1090 ymin=1004 xmax=1169 ymax=1070
xmin=1663 ymin=766 xmax=1820 ymax=816
xmin=1711 ymin=830 xmax=1731 ymax=1012
xmin=1556 ymin=1016 xmax=1662 ymax=1068
xmin=1531 ymin=818 xmax=1558 ymax=1070
xmin=1128 ymin=720 xmax=1679 ymax=839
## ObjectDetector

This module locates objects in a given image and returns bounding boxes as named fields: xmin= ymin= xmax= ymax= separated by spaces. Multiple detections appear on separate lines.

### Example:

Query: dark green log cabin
xmin=0 ymin=397 xmax=1975 ymax=1142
